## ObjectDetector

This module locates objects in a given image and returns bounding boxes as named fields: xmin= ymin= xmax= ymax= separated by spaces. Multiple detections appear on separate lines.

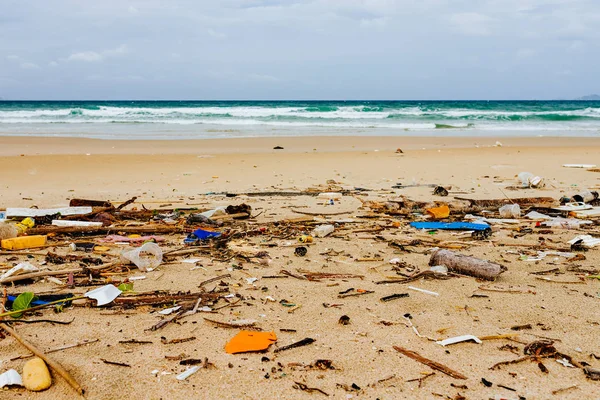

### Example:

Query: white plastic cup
xmin=499 ymin=204 xmax=521 ymax=218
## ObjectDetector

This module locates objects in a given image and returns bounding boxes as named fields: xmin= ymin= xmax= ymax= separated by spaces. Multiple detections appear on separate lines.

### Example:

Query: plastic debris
xmin=184 ymin=228 xmax=221 ymax=244
xmin=224 ymin=331 xmax=277 ymax=354
xmin=0 ymin=369 xmax=23 ymax=388
xmin=437 ymin=335 xmax=482 ymax=346
xmin=158 ymin=306 xmax=182 ymax=315
xmin=429 ymin=265 xmax=448 ymax=274
xmin=1 ymin=235 xmax=47 ymax=250
xmin=410 ymin=222 xmax=490 ymax=231
xmin=425 ymin=204 xmax=450 ymax=219
xmin=408 ymin=286 xmax=439 ymax=296
xmin=312 ymin=224 xmax=335 ymax=238
xmin=525 ymin=211 xmax=552 ymax=220
xmin=563 ymin=164 xmax=596 ymax=168
xmin=0 ymin=262 xmax=39 ymax=280
xmin=6 ymin=207 xmax=92 ymax=218
xmin=85 ymin=284 xmax=122 ymax=306
xmin=120 ymin=242 xmax=163 ymax=271
xmin=499 ymin=204 xmax=520 ymax=218
xmin=51 ymin=220 xmax=103 ymax=227
xmin=568 ymin=235 xmax=600 ymax=249
xmin=517 ymin=172 xmax=544 ymax=188
xmin=176 ymin=366 xmax=201 ymax=381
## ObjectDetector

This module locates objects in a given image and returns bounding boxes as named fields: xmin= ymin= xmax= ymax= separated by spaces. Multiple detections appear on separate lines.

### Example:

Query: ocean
xmin=0 ymin=100 xmax=599 ymax=139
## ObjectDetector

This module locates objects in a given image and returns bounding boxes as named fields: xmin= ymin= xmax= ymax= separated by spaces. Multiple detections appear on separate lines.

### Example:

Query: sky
xmin=1 ymin=0 xmax=599 ymax=100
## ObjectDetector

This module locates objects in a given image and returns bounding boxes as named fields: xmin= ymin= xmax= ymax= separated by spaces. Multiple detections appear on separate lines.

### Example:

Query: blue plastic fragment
xmin=409 ymin=222 xmax=490 ymax=231
xmin=7 ymin=295 xmax=48 ymax=306
xmin=184 ymin=228 xmax=222 ymax=244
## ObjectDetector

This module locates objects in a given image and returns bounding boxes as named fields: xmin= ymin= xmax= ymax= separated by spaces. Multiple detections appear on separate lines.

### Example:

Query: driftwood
xmin=429 ymin=249 xmax=505 ymax=281
xmin=393 ymin=345 xmax=467 ymax=380
xmin=454 ymin=196 xmax=554 ymax=208
xmin=69 ymin=199 xmax=113 ymax=208
xmin=0 ymin=260 xmax=120 ymax=284
xmin=28 ymin=225 xmax=186 ymax=236
xmin=1 ymin=324 xmax=85 ymax=395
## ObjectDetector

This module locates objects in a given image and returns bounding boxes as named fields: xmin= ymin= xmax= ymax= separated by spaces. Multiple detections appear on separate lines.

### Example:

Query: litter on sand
xmin=224 ymin=331 xmax=278 ymax=354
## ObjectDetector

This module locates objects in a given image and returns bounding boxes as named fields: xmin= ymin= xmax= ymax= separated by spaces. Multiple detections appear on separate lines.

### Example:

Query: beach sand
xmin=1 ymin=136 xmax=599 ymax=399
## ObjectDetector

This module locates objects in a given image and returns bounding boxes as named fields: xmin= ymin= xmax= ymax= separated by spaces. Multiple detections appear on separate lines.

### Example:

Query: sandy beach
xmin=1 ymin=135 xmax=600 ymax=399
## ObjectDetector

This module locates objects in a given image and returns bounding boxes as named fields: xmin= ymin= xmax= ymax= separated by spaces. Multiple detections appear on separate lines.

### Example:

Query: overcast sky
xmin=1 ymin=0 xmax=598 ymax=100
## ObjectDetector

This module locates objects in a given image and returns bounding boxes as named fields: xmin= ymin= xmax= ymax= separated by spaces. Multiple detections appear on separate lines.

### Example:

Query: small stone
xmin=22 ymin=357 xmax=52 ymax=391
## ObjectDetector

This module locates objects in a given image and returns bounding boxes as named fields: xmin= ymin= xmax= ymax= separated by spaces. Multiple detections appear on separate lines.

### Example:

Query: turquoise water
xmin=0 ymin=100 xmax=599 ymax=139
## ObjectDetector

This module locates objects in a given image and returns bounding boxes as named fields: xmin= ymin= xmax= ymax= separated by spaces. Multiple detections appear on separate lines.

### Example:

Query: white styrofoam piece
xmin=6 ymin=207 xmax=92 ymax=218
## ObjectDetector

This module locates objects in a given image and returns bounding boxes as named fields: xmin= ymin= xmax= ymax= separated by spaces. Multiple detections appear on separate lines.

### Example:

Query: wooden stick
xmin=0 ymin=260 xmax=120 ymax=285
xmin=393 ymin=345 xmax=467 ymax=380
xmin=1 ymin=324 xmax=85 ymax=395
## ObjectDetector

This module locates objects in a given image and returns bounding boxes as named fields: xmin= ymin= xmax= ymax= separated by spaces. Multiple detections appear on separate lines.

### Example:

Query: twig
xmin=489 ymin=356 xmax=533 ymax=370
xmin=1 ymin=323 xmax=85 ymax=395
xmin=406 ymin=372 xmax=436 ymax=388
xmin=101 ymin=358 xmax=131 ymax=367
xmin=552 ymin=385 xmax=579 ymax=395
xmin=274 ymin=337 xmax=315 ymax=353
xmin=204 ymin=317 xmax=260 ymax=330
xmin=0 ymin=260 xmax=120 ymax=284
xmin=293 ymin=381 xmax=329 ymax=396
xmin=338 ymin=290 xmax=374 ymax=298
xmin=291 ymin=208 xmax=352 ymax=216
xmin=280 ymin=270 xmax=308 ymax=280
xmin=0 ymin=318 xmax=75 ymax=325
xmin=393 ymin=345 xmax=467 ymax=380
xmin=199 ymin=274 xmax=231 ymax=288
xmin=10 ymin=338 xmax=100 ymax=361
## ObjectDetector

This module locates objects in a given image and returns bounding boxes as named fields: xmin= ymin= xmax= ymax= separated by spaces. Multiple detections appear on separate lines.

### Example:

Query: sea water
xmin=0 ymin=100 xmax=599 ymax=139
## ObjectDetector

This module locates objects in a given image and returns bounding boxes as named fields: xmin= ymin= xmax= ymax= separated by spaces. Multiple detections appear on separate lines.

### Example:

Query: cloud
xmin=66 ymin=44 xmax=128 ymax=63
xmin=449 ymin=12 xmax=493 ymax=36
xmin=247 ymin=73 xmax=281 ymax=82
xmin=20 ymin=62 xmax=40 ymax=69
xmin=68 ymin=51 xmax=103 ymax=62
xmin=207 ymin=28 xmax=227 ymax=39
xmin=1 ymin=0 xmax=600 ymax=99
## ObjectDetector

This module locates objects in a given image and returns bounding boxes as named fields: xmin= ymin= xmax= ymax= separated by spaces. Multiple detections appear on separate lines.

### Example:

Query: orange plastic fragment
xmin=426 ymin=204 xmax=450 ymax=219
xmin=225 ymin=330 xmax=277 ymax=354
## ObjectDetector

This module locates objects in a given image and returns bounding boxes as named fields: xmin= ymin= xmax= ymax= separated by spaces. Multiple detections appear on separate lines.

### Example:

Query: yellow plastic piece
xmin=1 ymin=235 xmax=47 ymax=250
xmin=426 ymin=205 xmax=450 ymax=219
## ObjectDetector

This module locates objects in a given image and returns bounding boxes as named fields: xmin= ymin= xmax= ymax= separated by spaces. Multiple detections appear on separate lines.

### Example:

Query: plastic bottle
xmin=572 ymin=191 xmax=599 ymax=203
xmin=499 ymin=204 xmax=521 ymax=218
xmin=312 ymin=224 xmax=335 ymax=238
